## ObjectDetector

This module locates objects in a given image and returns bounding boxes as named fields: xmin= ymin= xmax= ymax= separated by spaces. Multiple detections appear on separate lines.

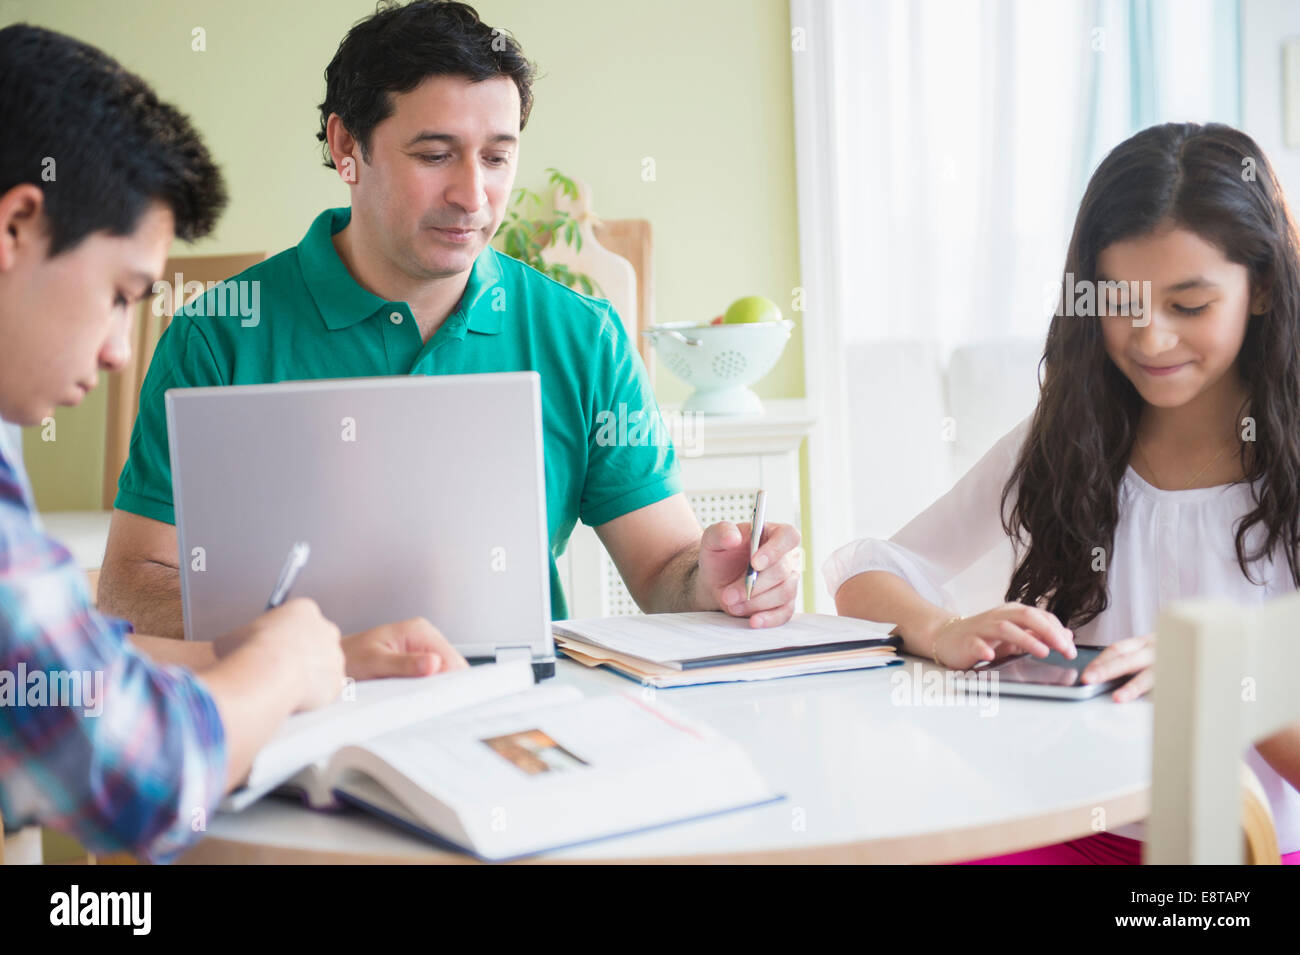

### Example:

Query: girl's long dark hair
xmin=1002 ymin=122 xmax=1300 ymax=628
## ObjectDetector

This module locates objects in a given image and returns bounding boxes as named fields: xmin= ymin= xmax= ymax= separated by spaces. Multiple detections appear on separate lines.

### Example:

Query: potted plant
xmin=494 ymin=167 xmax=601 ymax=296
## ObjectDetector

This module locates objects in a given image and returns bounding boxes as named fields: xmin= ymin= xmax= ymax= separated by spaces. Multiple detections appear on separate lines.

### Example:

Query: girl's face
xmin=1097 ymin=224 xmax=1261 ymax=411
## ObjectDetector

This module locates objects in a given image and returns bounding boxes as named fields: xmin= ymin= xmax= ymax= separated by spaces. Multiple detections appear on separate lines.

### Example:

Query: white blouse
xmin=824 ymin=417 xmax=1300 ymax=853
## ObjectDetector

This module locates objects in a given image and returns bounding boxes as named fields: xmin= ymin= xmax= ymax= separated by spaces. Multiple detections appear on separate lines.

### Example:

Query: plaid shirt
xmin=0 ymin=436 xmax=227 ymax=863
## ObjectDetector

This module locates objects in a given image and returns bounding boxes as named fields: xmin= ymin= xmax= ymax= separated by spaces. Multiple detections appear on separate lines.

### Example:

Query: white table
xmin=180 ymin=656 xmax=1152 ymax=864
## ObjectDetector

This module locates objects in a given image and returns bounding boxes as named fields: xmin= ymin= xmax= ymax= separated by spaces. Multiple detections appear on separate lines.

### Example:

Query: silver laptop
xmin=166 ymin=373 xmax=555 ymax=676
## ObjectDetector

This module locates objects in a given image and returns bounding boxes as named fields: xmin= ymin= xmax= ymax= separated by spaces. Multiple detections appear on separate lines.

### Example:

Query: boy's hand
xmin=215 ymin=597 xmax=345 ymax=712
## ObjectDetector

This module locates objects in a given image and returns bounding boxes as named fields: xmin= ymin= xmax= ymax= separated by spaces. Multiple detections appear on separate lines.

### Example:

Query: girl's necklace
xmin=1134 ymin=438 xmax=1235 ymax=490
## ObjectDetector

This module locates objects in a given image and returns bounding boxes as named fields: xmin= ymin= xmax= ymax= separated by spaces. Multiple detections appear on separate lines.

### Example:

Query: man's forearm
xmin=638 ymin=542 xmax=717 ymax=613
xmin=130 ymin=633 xmax=216 ymax=669
xmin=98 ymin=558 xmax=185 ymax=638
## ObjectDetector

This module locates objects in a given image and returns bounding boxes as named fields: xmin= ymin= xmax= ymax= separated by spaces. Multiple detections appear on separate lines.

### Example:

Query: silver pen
xmin=266 ymin=542 xmax=311 ymax=610
xmin=745 ymin=490 xmax=767 ymax=601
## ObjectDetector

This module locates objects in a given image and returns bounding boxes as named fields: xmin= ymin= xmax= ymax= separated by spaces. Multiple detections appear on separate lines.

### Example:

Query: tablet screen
xmin=974 ymin=646 xmax=1107 ymax=686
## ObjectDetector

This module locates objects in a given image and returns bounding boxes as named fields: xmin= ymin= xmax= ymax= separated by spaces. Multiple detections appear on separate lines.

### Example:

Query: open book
xmin=222 ymin=661 xmax=780 ymax=861
xmin=222 ymin=660 xmax=538 ymax=811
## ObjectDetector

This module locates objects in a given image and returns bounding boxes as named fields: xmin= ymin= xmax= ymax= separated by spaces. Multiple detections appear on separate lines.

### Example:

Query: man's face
xmin=350 ymin=74 xmax=520 ymax=281
xmin=0 ymin=193 xmax=172 ymax=426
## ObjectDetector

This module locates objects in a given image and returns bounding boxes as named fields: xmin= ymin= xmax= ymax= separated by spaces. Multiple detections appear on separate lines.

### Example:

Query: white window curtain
xmin=792 ymin=0 xmax=1240 ymax=609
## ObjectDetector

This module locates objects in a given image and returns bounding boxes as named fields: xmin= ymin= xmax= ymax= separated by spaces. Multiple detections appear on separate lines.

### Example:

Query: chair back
xmin=1149 ymin=592 xmax=1300 ymax=862
xmin=102 ymin=252 xmax=265 ymax=509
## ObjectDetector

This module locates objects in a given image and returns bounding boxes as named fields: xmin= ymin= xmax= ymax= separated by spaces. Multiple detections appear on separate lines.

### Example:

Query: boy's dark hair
xmin=0 ymin=24 xmax=226 ymax=255
xmin=317 ymin=0 xmax=535 ymax=169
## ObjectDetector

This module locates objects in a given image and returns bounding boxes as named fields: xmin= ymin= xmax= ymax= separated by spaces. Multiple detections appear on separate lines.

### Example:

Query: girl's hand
xmin=1080 ymin=632 xmax=1154 ymax=702
xmin=929 ymin=602 xmax=1075 ymax=669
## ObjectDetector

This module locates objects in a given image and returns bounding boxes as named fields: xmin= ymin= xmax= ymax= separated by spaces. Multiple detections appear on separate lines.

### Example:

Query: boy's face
xmin=0 ymin=190 xmax=172 ymax=426
xmin=345 ymin=74 xmax=520 ymax=281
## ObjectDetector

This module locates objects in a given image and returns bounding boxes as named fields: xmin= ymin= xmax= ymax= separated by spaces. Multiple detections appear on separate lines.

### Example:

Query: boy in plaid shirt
xmin=0 ymin=24 xmax=463 ymax=862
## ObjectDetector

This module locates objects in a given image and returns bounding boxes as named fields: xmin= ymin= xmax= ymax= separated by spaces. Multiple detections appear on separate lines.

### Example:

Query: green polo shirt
xmin=116 ymin=207 xmax=681 ymax=619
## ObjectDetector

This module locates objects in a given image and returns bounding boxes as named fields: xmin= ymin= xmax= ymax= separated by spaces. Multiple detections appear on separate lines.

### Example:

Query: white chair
xmin=1149 ymin=592 xmax=1300 ymax=863
xmin=841 ymin=337 xmax=1043 ymax=543
xmin=0 ymin=820 xmax=43 ymax=865
xmin=836 ymin=337 xmax=1042 ymax=616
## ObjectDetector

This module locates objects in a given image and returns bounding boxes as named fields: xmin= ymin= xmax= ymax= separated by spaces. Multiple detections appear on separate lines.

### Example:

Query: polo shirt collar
xmin=462 ymin=247 xmax=503 ymax=335
xmin=298 ymin=207 xmax=504 ymax=335
xmin=298 ymin=208 xmax=386 ymax=331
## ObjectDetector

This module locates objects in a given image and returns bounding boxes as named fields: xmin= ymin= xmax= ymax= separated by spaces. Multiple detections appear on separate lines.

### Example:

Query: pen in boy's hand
xmin=266 ymin=541 xmax=311 ymax=610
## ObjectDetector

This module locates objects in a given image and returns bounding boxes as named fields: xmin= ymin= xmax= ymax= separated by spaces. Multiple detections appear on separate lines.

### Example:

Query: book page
xmin=360 ymin=692 xmax=727 ymax=806
xmin=228 ymin=660 xmax=535 ymax=807
xmin=338 ymin=692 xmax=777 ymax=859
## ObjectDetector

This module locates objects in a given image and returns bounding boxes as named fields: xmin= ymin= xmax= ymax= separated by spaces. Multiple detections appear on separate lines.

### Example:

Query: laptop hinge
xmin=494 ymin=645 xmax=533 ymax=665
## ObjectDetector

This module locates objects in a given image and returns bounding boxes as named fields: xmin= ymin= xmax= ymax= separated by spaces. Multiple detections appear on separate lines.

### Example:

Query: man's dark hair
xmin=0 ymin=24 xmax=226 ymax=255
xmin=317 ymin=0 xmax=536 ymax=169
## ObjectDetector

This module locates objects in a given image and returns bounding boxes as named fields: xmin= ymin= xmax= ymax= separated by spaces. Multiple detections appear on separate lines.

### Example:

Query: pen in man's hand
xmin=266 ymin=542 xmax=311 ymax=610
xmin=745 ymin=490 xmax=767 ymax=601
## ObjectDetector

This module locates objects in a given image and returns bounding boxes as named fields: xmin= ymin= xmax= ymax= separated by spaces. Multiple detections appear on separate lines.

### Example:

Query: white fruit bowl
xmin=643 ymin=319 xmax=794 ymax=415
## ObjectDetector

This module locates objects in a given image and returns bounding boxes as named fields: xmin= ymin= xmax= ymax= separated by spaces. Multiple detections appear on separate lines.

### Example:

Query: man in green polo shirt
xmin=99 ymin=0 xmax=801 ymax=647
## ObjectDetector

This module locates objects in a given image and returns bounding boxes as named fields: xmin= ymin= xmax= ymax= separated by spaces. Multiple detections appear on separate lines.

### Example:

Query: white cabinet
xmin=559 ymin=400 xmax=815 ymax=618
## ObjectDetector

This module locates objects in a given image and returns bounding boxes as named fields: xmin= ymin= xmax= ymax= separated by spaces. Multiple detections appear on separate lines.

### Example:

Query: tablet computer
xmin=955 ymin=646 xmax=1132 ymax=700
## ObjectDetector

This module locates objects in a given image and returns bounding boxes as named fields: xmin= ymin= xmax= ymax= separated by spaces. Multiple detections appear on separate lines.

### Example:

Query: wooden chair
xmin=541 ymin=180 xmax=655 ymax=379
xmin=538 ymin=184 xmax=666 ymax=618
xmin=92 ymin=254 xmax=261 ymax=860
xmin=102 ymin=252 xmax=266 ymax=510
xmin=591 ymin=218 xmax=655 ymax=374
xmin=1148 ymin=592 xmax=1300 ymax=863
xmin=1241 ymin=763 xmax=1281 ymax=865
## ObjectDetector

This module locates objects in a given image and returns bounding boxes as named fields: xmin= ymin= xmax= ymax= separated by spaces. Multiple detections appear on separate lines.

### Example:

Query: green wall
xmin=7 ymin=0 xmax=804 ymax=511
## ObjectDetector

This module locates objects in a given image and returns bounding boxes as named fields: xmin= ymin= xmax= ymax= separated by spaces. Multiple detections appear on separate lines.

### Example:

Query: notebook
xmin=552 ymin=611 xmax=902 ymax=687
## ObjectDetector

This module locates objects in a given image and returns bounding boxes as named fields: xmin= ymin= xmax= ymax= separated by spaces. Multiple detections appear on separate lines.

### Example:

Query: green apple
xmin=723 ymin=295 xmax=782 ymax=324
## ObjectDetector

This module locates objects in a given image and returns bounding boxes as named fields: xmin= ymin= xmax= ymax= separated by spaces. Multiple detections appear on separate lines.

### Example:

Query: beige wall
xmin=6 ymin=0 xmax=804 ymax=510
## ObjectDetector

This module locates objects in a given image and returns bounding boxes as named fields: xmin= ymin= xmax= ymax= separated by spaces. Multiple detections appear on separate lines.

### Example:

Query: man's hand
xmin=341 ymin=617 xmax=469 ymax=680
xmin=698 ymin=520 xmax=801 ymax=628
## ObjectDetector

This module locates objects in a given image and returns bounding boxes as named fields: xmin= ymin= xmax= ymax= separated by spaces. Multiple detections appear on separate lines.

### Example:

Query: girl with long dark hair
xmin=827 ymin=122 xmax=1300 ymax=864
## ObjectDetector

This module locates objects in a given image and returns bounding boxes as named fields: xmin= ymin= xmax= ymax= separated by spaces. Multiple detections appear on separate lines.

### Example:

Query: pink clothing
xmin=959 ymin=831 xmax=1142 ymax=864
xmin=957 ymin=831 xmax=1300 ymax=864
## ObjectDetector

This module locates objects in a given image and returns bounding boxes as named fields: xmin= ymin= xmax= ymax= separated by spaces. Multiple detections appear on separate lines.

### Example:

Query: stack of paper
xmin=553 ymin=612 xmax=901 ymax=688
